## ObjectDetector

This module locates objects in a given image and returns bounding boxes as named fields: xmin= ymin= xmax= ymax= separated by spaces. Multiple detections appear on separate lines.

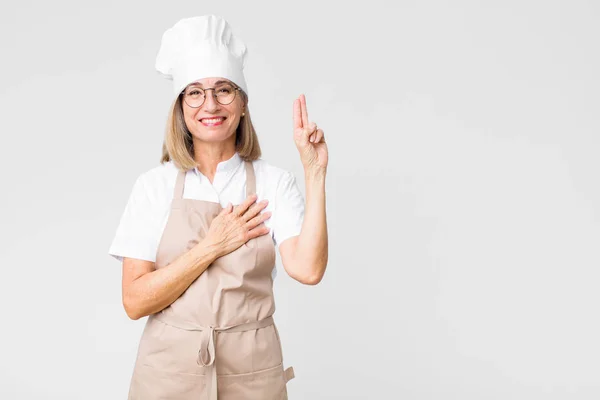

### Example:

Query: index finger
xmin=300 ymin=94 xmax=309 ymax=128
xmin=233 ymin=194 xmax=258 ymax=216
xmin=293 ymin=98 xmax=303 ymax=129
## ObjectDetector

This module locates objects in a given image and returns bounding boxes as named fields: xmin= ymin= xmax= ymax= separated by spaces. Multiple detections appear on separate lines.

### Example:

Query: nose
xmin=202 ymin=89 xmax=220 ymax=112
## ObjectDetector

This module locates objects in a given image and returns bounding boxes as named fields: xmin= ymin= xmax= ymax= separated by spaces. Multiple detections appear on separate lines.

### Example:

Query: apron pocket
xmin=129 ymin=364 xmax=206 ymax=400
xmin=217 ymin=362 xmax=291 ymax=400
xmin=138 ymin=318 xmax=208 ymax=376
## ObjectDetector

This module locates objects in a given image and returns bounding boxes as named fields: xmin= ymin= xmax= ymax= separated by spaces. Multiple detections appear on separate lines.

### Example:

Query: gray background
xmin=1 ymin=0 xmax=599 ymax=399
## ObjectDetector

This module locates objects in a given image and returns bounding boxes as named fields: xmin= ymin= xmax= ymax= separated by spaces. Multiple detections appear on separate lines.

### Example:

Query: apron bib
xmin=128 ymin=161 xmax=295 ymax=399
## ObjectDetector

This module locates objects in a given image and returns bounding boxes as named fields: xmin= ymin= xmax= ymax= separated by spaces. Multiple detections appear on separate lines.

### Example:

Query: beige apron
xmin=128 ymin=161 xmax=295 ymax=399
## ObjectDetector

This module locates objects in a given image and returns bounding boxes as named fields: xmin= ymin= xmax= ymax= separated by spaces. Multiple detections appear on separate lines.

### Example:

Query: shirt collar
xmin=192 ymin=151 xmax=242 ymax=177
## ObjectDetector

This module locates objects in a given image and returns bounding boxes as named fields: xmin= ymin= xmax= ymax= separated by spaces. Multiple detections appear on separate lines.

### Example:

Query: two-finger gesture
xmin=293 ymin=94 xmax=328 ymax=173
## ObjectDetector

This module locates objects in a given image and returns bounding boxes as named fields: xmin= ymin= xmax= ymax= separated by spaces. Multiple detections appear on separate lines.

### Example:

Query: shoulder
xmin=251 ymin=159 xmax=304 ymax=247
xmin=251 ymin=158 xmax=304 ymax=205
xmin=130 ymin=161 xmax=178 ymax=204
xmin=137 ymin=161 xmax=178 ymax=190
xmin=251 ymin=158 xmax=296 ymax=187
xmin=109 ymin=162 xmax=176 ymax=263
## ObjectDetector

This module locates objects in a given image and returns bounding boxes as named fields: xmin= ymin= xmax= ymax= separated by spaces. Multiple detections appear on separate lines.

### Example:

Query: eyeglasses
xmin=181 ymin=83 xmax=240 ymax=108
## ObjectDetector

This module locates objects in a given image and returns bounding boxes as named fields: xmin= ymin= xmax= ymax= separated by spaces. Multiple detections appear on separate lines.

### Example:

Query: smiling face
xmin=181 ymin=77 xmax=245 ymax=145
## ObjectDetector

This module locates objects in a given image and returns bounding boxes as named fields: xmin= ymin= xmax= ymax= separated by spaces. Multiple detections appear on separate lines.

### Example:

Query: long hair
xmin=160 ymin=89 xmax=261 ymax=170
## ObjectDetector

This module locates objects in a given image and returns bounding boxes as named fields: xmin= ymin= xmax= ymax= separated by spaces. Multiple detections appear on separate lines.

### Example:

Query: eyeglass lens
xmin=183 ymin=83 xmax=237 ymax=107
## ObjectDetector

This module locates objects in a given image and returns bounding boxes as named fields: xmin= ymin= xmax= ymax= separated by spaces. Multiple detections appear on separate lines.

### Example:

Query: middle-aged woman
xmin=108 ymin=15 xmax=328 ymax=399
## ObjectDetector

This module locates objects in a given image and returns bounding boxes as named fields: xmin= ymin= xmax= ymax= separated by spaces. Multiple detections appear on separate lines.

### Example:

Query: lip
xmin=199 ymin=116 xmax=226 ymax=127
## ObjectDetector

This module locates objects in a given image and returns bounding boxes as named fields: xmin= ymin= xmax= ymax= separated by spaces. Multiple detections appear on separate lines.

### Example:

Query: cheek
xmin=226 ymin=105 xmax=242 ymax=122
xmin=228 ymin=114 xmax=241 ymax=128
xmin=231 ymin=97 xmax=244 ymax=115
xmin=182 ymin=107 xmax=191 ymax=121
xmin=183 ymin=108 xmax=200 ymax=127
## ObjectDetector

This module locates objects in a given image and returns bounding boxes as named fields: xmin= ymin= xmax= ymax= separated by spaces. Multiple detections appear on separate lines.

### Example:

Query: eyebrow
xmin=187 ymin=80 xmax=231 ymax=88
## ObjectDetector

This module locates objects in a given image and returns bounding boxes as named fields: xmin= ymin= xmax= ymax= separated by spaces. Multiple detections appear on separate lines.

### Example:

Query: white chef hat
xmin=155 ymin=15 xmax=249 ymax=98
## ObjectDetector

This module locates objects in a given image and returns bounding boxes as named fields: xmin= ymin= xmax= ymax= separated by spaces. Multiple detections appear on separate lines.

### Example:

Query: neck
xmin=192 ymin=137 xmax=236 ymax=182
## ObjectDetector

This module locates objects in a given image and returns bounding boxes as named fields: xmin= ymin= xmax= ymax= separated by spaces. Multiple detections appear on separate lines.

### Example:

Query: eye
xmin=188 ymin=89 xmax=203 ymax=96
xmin=217 ymin=87 xmax=232 ymax=94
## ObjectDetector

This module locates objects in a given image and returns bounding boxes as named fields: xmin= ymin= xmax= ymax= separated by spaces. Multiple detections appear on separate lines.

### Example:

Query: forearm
xmin=124 ymin=240 xmax=220 ymax=319
xmin=294 ymin=169 xmax=328 ymax=284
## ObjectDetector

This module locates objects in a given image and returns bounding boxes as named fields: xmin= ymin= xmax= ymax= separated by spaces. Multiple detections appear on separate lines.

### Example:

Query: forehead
xmin=187 ymin=77 xmax=233 ymax=87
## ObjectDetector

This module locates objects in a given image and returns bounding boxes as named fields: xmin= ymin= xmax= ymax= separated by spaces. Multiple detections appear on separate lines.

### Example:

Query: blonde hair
xmin=160 ymin=89 xmax=261 ymax=170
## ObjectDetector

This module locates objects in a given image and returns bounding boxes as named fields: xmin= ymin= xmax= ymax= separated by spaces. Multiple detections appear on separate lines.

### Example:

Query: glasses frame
xmin=180 ymin=84 xmax=241 ymax=108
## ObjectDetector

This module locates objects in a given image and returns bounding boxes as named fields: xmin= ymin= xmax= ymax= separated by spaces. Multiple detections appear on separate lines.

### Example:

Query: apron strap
xmin=244 ymin=161 xmax=256 ymax=197
xmin=173 ymin=169 xmax=186 ymax=200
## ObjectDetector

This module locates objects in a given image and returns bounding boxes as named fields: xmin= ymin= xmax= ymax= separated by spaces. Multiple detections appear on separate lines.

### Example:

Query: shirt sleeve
xmin=108 ymin=174 xmax=164 ymax=263
xmin=272 ymin=170 xmax=305 ymax=246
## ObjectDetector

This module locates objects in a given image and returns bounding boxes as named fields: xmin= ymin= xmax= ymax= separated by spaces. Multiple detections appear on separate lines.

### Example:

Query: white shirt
xmin=108 ymin=152 xmax=305 ymax=279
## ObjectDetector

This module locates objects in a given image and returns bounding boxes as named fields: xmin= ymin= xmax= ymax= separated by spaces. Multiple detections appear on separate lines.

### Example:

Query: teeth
xmin=202 ymin=118 xmax=224 ymax=124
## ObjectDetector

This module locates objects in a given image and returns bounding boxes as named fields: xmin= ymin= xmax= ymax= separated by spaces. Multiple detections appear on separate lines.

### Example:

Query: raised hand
xmin=293 ymin=94 xmax=328 ymax=173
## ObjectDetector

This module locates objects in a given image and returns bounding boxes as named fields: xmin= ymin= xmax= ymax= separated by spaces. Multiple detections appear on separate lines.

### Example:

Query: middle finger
xmin=232 ymin=194 xmax=259 ymax=217
xmin=242 ymin=199 xmax=269 ymax=222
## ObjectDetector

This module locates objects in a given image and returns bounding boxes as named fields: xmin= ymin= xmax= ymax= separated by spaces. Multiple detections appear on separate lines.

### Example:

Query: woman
xmin=108 ymin=15 xmax=328 ymax=399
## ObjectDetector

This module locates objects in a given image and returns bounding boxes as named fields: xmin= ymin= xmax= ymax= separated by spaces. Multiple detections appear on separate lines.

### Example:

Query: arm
xmin=122 ymin=240 xmax=220 ymax=320
xmin=280 ymin=168 xmax=328 ymax=285
xmin=282 ymin=93 xmax=329 ymax=285
xmin=120 ymin=194 xmax=269 ymax=320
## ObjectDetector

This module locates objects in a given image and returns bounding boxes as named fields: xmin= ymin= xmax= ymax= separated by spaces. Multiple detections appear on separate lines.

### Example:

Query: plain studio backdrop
xmin=0 ymin=0 xmax=598 ymax=399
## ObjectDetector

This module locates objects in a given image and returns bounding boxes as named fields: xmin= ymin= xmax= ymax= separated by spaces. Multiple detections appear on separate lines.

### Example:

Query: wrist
xmin=304 ymin=167 xmax=326 ymax=182
xmin=193 ymin=238 xmax=221 ymax=263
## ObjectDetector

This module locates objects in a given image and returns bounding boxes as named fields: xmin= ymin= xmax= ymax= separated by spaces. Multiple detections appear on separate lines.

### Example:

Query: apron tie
xmin=197 ymin=326 xmax=216 ymax=367
xmin=154 ymin=312 xmax=276 ymax=400
xmin=197 ymin=326 xmax=219 ymax=400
